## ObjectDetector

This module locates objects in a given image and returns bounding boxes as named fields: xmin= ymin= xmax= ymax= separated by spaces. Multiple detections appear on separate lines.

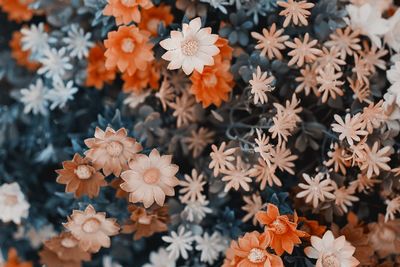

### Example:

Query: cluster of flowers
xmin=0 ymin=0 xmax=400 ymax=266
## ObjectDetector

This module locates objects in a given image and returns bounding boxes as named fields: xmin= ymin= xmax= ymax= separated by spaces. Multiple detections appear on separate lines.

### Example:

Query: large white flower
xmin=346 ymin=3 xmax=390 ymax=48
xmin=46 ymin=80 xmax=78 ymax=110
xmin=20 ymin=79 xmax=49 ymax=116
xmin=162 ymin=227 xmax=194 ymax=260
xmin=0 ymin=182 xmax=30 ymax=224
xmin=21 ymin=23 xmax=49 ymax=59
xmin=38 ymin=47 xmax=73 ymax=81
xmin=160 ymin=17 xmax=220 ymax=75
xmin=63 ymin=24 xmax=94 ymax=59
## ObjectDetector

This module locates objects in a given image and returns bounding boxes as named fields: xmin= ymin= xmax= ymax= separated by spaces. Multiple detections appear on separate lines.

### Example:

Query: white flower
xmin=63 ymin=24 xmax=94 ymax=59
xmin=304 ymin=230 xmax=359 ymax=267
xmin=20 ymin=79 xmax=49 ymax=116
xmin=143 ymin=247 xmax=176 ymax=267
xmin=21 ymin=23 xmax=49 ymax=59
xmin=27 ymin=224 xmax=57 ymax=248
xmin=160 ymin=17 xmax=219 ymax=75
xmin=194 ymin=232 xmax=227 ymax=264
xmin=123 ymin=90 xmax=151 ymax=109
xmin=296 ymin=173 xmax=335 ymax=208
xmin=200 ymin=0 xmax=230 ymax=14
xmin=181 ymin=199 xmax=212 ymax=223
xmin=46 ymin=80 xmax=78 ymax=110
xmin=346 ymin=3 xmax=390 ymax=48
xmin=162 ymin=226 xmax=194 ymax=260
xmin=385 ymin=9 xmax=400 ymax=52
xmin=0 ymin=182 xmax=30 ymax=224
xmin=38 ymin=47 xmax=73 ymax=81
xmin=249 ymin=66 xmax=274 ymax=105
xmin=387 ymin=61 xmax=400 ymax=106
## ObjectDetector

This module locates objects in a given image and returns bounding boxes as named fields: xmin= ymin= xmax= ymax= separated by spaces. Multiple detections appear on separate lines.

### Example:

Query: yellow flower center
xmin=106 ymin=141 xmax=124 ymax=157
xmin=121 ymin=38 xmax=135 ymax=53
xmin=61 ymin=237 xmax=78 ymax=248
xmin=272 ymin=219 xmax=288 ymax=234
xmin=143 ymin=167 xmax=161 ymax=184
xmin=4 ymin=194 xmax=18 ymax=206
xmin=321 ymin=254 xmax=340 ymax=267
xmin=247 ymin=248 xmax=266 ymax=263
xmin=121 ymin=0 xmax=136 ymax=7
xmin=181 ymin=38 xmax=199 ymax=57
xmin=82 ymin=218 xmax=101 ymax=233
xmin=74 ymin=165 xmax=92 ymax=180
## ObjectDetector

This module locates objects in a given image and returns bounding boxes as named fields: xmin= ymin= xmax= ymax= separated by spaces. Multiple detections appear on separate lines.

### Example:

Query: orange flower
xmin=86 ymin=44 xmax=116 ymax=90
xmin=4 ymin=248 xmax=32 ymax=267
xmin=256 ymin=204 xmax=306 ymax=255
xmin=104 ymin=25 xmax=154 ymax=76
xmin=297 ymin=217 xmax=326 ymax=240
xmin=215 ymin=37 xmax=233 ymax=61
xmin=0 ymin=0 xmax=34 ymax=23
xmin=103 ymin=0 xmax=153 ymax=25
xmin=121 ymin=64 xmax=160 ymax=93
xmin=227 ymin=231 xmax=283 ymax=267
xmin=190 ymin=57 xmax=234 ymax=108
xmin=9 ymin=31 xmax=40 ymax=71
xmin=39 ymin=247 xmax=81 ymax=267
xmin=138 ymin=4 xmax=174 ymax=36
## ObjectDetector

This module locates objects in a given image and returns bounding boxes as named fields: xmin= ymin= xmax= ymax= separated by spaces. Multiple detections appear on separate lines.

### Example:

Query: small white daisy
xmin=63 ymin=24 xmax=94 ymax=59
xmin=20 ymin=79 xmax=49 ymax=116
xmin=194 ymin=232 xmax=227 ymax=265
xmin=21 ymin=23 xmax=50 ymax=59
xmin=46 ymin=80 xmax=78 ymax=110
xmin=162 ymin=226 xmax=194 ymax=260
xmin=181 ymin=199 xmax=212 ymax=223
xmin=38 ymin=47 xmax=73 ymax=81
xmin=143 ymin=247 xmax=176 ymax=267
xmin=0 ymin=182 xmax=30 ymax=224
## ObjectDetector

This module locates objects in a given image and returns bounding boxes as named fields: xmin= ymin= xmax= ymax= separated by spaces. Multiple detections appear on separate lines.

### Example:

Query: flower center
xmin=143 ymin=167 xmax=161 ymax=184
xmin=74 ymin=165 xmax=92 ymax=180
xmin=61 ymin=237 xmax=78 ymax=248
xmin=4 ymin=194 xmax=18 ymax=206
xmin=204 ymin=74 xmax=218 ymax=87
xmin=181 ymin=38 xmax=199 ymax=56
xmin=121 ymin=38 xmax=135 ymax=53
xmin=271 ymin=219 xmax=288 ymax=234
xmin=82 ymin=218 xmax=101 ymax=233
xmin=321 ymin=254 xmax=340 ymax=267
xmin=106 ymin=141 xmax=124 ymax=157
xmin=121 ymin=0 xmax=136 ymax=7
xmin=247 ymin=248 xmax=266 ymax=263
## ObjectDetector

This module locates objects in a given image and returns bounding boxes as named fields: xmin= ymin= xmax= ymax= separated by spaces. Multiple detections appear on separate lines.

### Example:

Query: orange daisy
xmin=9 ymin=31 xmax=40 ymax=71
xmin=0 ymin=0 xmax=34 ymax=23
xmin=215 ymin=37 xmax=233 ymax=61
xmin=103 ymin=0 xmax=153 ymax=25
xmin=256 ymin=204 xmax=306 ymax=255
xmin=190 ymin=57 xmax=234 ymax=108
xmin=86 ymin=44 xmax=116 ymax=90
xmin=297 ymin=216 xmax=326 ymax=240
xmin=104 ymin=25 xmax=154 ymax=76
xmin=4 ymin=248 xmax=32 ymax=267
xmin=138 ymin=4 xmax=174 ymax=36
xmin=121 ymin=64 xmax=160 ymax=93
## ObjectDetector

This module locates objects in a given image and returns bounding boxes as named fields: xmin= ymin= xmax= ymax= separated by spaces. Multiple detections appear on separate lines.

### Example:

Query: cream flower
xmin=0 ymin=182 xmax=29 ymax=224
xmin=160 ymin=17 xmax=219 ymax=75
xmin=120 ymin=149 xmax=179 ymax=208
xmin=209 ymin=141 xmax=236 ymax=176
xmin=179 ymin=169 xmax=206 ymax=203
xmin=296 ymin=173 xmax=335 ymax=208
xmin=249 ymin=66 xmax=274 ymax=105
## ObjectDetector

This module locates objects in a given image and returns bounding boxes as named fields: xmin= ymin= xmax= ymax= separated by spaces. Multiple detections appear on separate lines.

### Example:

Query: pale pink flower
xmin=296 ymin=173 xmax=335 ymax=208
xmin=209 ymin=141 xmax=236 ymax=176
xmin=221 ymin=157 xmax=252 ymax=192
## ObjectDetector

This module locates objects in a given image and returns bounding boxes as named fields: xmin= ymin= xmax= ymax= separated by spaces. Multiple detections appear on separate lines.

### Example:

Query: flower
xmin=316 ymin=65 xmax=345 ymax=103
xmin=64 ymin=205 xmax=120 ymax=253
xmin=285 ymin=33 xmax=322 ymax=67
xmin=3 ymin=248 xmax=32 ymax=267
xmin=85 ymin=44 xmax=116 ymax=89
xmin=256 ymin=204 xmax=306 ymax=255
xmin=324 ymin=143 xmax=351 ymax=175
xmin=20 ymin=79 xmax=49 ymax=116
xmin=385 ymin=197 xmax=400 ymax=222
xmin=333 ymin=184 xmax=359 ymax=213
xmin=179 ymin=169 xmax=206 ymax=203
xmin=277 ymin=0 xmax=314 ymax=28
xmin=0 ymin=0 xmax=34 ymax=23
xmin=120 ymin=148 xmax=179 ymax=208
xmin=62 ymin=24 xmax=93 ymax=59
xmin=221 ymin=157 xmax=252 ymax=192
xmin=331 ymin=113 xmax=368 ymax=146
xmin=103 ymin=0 xmax=153 ymax=25
xmin=298 ymin=217 xmax=326 ymax=239
xmin=296 ymin=173 xmax=335 ymax=208
xmin=121 ymin=64 xmax=160 ymax=93
xmin=249 ymin=66 xmax=274 ymax=105
xmin=241 ymin=194 xmax=265 ymax=226
xmin=318 ymin=47 xmax=346 ymax=72
xmin=123 ymin=90 xmax=151 ymax=109
xmin=181 ymin=199 xmax=212 ymax=222
xmin=104 ymin=25 xmax=154 ymax=75
xmin=162 ymin=226 xmax=194 ymax=260
xmin=38 ymin=47 xmax=73 ymax=82
xmin=168 ymin=92 xmax=197 ymax=128
xmin=194 ymin=232 xmax=227 ymax=265
xmin=368 ymin=214 xmax=400 ymax=258
xmin=385 ymin=9 xmax=400 ymax=52
xmin=56 ymin=153 xmax=107 ymax=198
xmin=349 ymin=173 xmax=380 ymax=193
xmin=9 ymin=31 xmax=40 ymax=71
xmin=143 ymin=247 xmax=176 ymax=267
xmin=138 ymin=4 xmax=174 ymax=36
xmin=0 ymin=182 xmax=29 ymax=224
xmin=325 ymin=27 xmax=361 ymax=60
xmin=155 ymin=78 xmax=175 ymax=111
xmin=229 ymin=231 xmax=284 ymax=266
xmin=250 ymin=157 xmax=281 ymax=189
xmin=270 ymin=142 xmax=298 ymax=175
xmin=21 ymin=23 xmax=49 ymax=58
xmin=84 ymin=127 xmax=142 ymax=177
xmin=46 ymin=80 xmax=78 ymax=110
xmin=183 ymin=127 xmax=215 ymax=157
xmin=251 ymin=23 xmax=289 ymax=60
xmin=304 ymin=230 xmax=359 ymax=267
xmin=26 ymin=225 xmax=57 ymax=249
xmin=160 ymin=17 xmax=219 ymax=75
xmin=295 ymin=64 xmax=318 ymax=95
xmin=358 ymin=142 xmax=391 ymax=178
xmin=209 ymin=142 xmax=236 ymax=176
xmin=360 ymin=41 xmax=387 ymax=73
xmin=175 ymin=0 xmax=207 ymax=19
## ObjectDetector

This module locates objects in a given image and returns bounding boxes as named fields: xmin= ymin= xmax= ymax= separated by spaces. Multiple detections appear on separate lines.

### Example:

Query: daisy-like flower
xmin=358 ymin=142 xmax=391 ymax=178
xmin=359 ymin=41 xmax=388 ymax=73
xmin=138 ymin=4 xmax=174 ymax=36
xmin=325 ymin=27 xmax=361 ymax=60
xmin=21 ymin=23 xmax=49 ymax=58
xmin=254 ymin=129 xmax=273 ymax=166
xmin=86 ymin=44 xmax=116 ymax=90
xmin=295 ymin=64 xmax=319 ymax=96
xmin=20 ymin=79 xmax=49 ymax=116
xmin=62 ymin=24 xmax=94 ymax=59
xmin=9 ymin=31 xmax=40 ymax=71
xmin=55 ymin=153 xmax=107 ymax=198
xmin=318 ymin=47 xmax=346 ymax=72
xmin=160 ymin=17 xmax=220 ymax=75
xmin=368 ymin=214 xmax=400 ymax=258
xmin=38 ymin=47 xmax=73 ymax=82
xmin=333 ymin=184 xmax=359 ymax=213
xmin=250 ymin=157 xmax=281 ymax=190
xmin=385 ymin=197 xmax=400 ymax=222
xmin=304 ymin=230 xmax=359 ymax=267
xmin=64 ymin=205 xmax=120 ymax=253
xmin=209 ymin=142 xmax=236 ymax=176
xmin=331 ymin=113 xmax=368 ymax=146
xmin=0 ymin=182 xmax=29 ymax=224
xmin=183 ymin=127 xmax=215 ymax=157
xmin=168 ymin=92 xmax=197 ymax=128
xmin=317 ymin=65 xmax=344 ymax=103
xmin=349 ymin=173 xmax=380 ymax=194
xmin=221 ymin=157 xmax=252 ymax=192
xmin=285 ymin=33 xmax=322 ymax=67
xmin=103 ymin=0 xmax=153 ymax=25
xmin=84 ymin=127 xmax=142 ymax=177
xmin=277 ymin=0 xmax=315 ymax=28
xmin=179 ymin=169 xmax=206 ymax=203
xmin=124 ymin=89 xmax=151 ymax=109
xmin=251 ymin=23 xmax=289 ymax=60
xmin=249 ymin=66 xmax=274 ymax=105
xmin=241 ymin=194 xmax=265 ymax=226
xmin=162 ymin=227 xmax=194 ymax=260
xmin=296 ymin=173 xmax=335 ymax=208
xmin=0 ymin=0 xmax=34 ymax=23
xmin=121 ymin=64 xmax=160 ymax=93
xmin=324 ymin=143 xmax=351 ymax=175
xmin=181 ymin=199 xmax=212 ymax=222
xmin=156 ymin=78 xmax=175 ymax=111
xmin=352 ymin=53 xmax=371 ymax=85
xmin=195 ymin=232 xmax=226 ymax=265
xmin=348 ymin=78 xmax=370 ymax=104
xmin=46 ymin=80 xmax=78 ymax=110
xmin=120 ymin=148 xmax=179 ymax=208
xmin=270 ymin=142 xmax=298 ymax=175
xmin=143 ymin=247 xmax=176 ymax=267
xmin=359 ymin=101 xmax=386 ymax=133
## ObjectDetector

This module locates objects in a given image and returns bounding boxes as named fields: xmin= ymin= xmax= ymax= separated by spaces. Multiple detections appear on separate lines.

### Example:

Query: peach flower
xmin=138 ymin=4 xmax=174 ymax=36
xmin=103 ymin=0 xmax=153 ymax=25
xmin=39 ymin=247 xmax=81 ymax=267
xmin=121 ymin=64 xmax=160 ymax=93
xmin=84 ymin=127 xmax=142 ymax=177
xmin=120 ymin=148 xmax=179 ymax=208
xmin=44 ymin=232 xmax=91 ymax=262
xmin=85 ymin=44 xmax=116 ymax=90
xmin=0 ymin=0 xmax=34 ymax=23
xmin=3 ymin=248 xmax=32 ymax=267
xmin=9 ymin=31 xmax=40 ymax=71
